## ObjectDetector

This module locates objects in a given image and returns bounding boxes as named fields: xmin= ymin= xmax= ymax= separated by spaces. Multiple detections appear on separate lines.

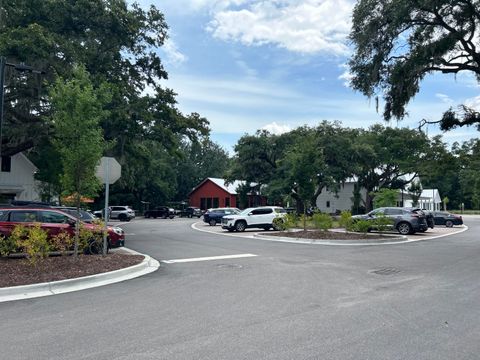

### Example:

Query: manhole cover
xmin=371 ymin=267 xmax=400 ymax=275
xmin=216 ymin=263 xmax=243 ymax=269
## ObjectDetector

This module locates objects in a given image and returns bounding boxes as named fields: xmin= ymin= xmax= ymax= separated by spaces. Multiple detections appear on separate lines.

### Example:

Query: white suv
xmin=221 ymin=206 xmax=286 ymax=232
xmin=95 ymin=206 xmax=135 ymax=222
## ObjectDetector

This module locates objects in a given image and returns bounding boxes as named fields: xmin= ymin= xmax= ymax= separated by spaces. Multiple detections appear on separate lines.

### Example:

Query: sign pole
xmin=103 ymin=158 xmax=110 ymax=255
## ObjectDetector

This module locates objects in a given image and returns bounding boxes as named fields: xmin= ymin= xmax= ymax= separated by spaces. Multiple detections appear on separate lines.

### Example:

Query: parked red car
xmin=0 ymin=208 xmax=125 ymax=248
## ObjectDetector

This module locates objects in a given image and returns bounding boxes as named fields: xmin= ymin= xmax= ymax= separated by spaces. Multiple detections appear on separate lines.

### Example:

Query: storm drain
xmin=371 ymin=267 xmax=401 ymax=276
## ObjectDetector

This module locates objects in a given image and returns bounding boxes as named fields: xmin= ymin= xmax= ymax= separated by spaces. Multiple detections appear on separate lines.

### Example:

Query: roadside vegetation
xmin=1 ymin=0 xmax=479 ymax=214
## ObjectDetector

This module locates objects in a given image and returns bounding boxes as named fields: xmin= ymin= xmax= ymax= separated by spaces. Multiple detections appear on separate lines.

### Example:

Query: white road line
xmin=162 ymin=253 xmax=257 ymax=264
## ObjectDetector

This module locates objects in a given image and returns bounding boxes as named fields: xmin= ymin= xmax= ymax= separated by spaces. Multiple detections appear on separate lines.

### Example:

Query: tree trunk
xmin=74 ymin=193 xmax=81 ymax=259
xmin=365 ymin=191 xmax=374 ymax=212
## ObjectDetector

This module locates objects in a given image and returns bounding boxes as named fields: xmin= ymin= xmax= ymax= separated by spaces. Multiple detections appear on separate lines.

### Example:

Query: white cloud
xmin=465 ymin=95 xmax=480 ymax=110
xmin=338 ymin=65 xmax=353 ymax=87
xmin=262 ymin=122 xmax=292 ymax=135
xmin=162 ymin=39 xmax=187 ymax=66
xmin=435 ymin=93 xmax=454 ymax=105
xmin=207 ymin=0 xmax=354 ymax=55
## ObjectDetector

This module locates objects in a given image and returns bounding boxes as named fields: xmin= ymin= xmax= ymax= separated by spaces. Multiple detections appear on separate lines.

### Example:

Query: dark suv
xmin=203 ymin=208 xmax=240 ymax=226
xmin=144 ymin=206 xmax=175 ymax=219
xmin=352 ymin=207 xmax=429 ymax=235
xmin=179 ymin=207 xmax=203 ymax=218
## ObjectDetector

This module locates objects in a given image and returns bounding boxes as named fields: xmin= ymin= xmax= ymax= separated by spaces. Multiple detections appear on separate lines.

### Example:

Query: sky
xmin=137 ymin=0 xmax=479 ymax=153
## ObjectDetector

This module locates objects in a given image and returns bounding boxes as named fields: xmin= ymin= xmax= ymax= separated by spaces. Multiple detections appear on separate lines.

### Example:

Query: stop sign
xmin=95 ymin=157 xmax=121 ymax=184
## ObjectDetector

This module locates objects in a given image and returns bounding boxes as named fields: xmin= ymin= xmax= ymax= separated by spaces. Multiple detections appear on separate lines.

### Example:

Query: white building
xmin=0 ymin=153 xmax=41 ymax=202
xmin=316 ymin=176 xmax=441 ymax=213
xmin=417 ymin=189 xmax=442 ymax=211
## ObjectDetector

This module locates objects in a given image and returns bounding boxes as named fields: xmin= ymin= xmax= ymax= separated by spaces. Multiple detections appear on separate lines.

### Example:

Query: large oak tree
xmin=349 ymin=0 xmax=480 ymax=130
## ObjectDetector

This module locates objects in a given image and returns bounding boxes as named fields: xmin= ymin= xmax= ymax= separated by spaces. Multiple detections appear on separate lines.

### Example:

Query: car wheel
xmin=397 ymin=222 xmax=413 ymax=235
xmin=145 ymin=213 xmax=150 ymax=219
xmin=209 ymin=219 xmax=216 ymax=226
xmin=263 ymin=226 xmax=271 ymax=231
xmin=169 ymin=215 xmax=174 ymax=219
xmin=235 ymin=221 xmax=247 ymax=232
xmin=188 ymin=214 xmax=192 ymax=218
xmin=445 ymin=220 xmax=453 ymax=227
xmin=118 ymin=214 xmax=127 ymax=222
xmin=272 ymin=218 xmax=284 ymax=231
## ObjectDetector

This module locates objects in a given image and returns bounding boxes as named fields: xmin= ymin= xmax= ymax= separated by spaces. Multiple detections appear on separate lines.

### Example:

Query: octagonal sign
xmin=95 ymin=157 xmax=121 ymax=184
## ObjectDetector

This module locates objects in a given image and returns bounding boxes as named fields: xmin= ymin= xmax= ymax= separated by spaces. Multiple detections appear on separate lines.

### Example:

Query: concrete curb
xmin=192 ymin=221 xmax=469 ymax=246
xmin=253 ymin=225 xmax=469 ymax=246
xmin=253 ymin=233 xmax=407 ymax=246
xmin=0 ymin=248 xmax=160 ymax=303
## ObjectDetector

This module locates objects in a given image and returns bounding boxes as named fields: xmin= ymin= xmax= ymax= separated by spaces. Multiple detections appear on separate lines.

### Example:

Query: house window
xmin=1 ymin=156 xmax=11 ymax=172
xmin=326 ymin=201 xmax=330 ymax=208
xmin=213 ymin=197 xmax=219 ymax=208
xmin=225 ymin=197 xmax=230 ymax=207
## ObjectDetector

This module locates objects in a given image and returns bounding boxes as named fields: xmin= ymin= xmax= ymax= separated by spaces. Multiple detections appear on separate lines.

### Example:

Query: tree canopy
xmin=1 ymin=0 xmax=214 ymax=206
xmin=349 ymin=0 xmax=480 ymax=130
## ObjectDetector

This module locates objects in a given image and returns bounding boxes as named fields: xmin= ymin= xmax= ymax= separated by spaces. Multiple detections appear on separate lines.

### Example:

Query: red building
xmin=188 ymin=178 xmax=267 ymax=210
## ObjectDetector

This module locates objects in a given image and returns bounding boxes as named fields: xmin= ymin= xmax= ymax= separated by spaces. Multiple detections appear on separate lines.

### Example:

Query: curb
xmin=192 ymin=221 xmax=469 ymax=246
xmin=253 ymin=233 xmax=407 ymax=246
xmin=0 ymin=248 xmax=160 ymax=303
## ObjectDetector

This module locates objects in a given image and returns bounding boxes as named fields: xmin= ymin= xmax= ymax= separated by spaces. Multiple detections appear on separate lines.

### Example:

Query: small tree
xmin=282 ymin=135 xmax=324 ymax=230
xmin=408 ymin=182 xmax=423 ymax=207
xmin=50 ymin=65 xmax=110 ymax=258
xmin=443 ymin=196 xmax=449 ymax=211
xmin=373 ymin=188 xmax=398 ymax=208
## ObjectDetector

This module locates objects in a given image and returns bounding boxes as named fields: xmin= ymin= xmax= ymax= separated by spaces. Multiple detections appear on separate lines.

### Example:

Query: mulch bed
xmin=267 ymin=230 xmax=393 ymax=240
xmin=0 ymin=253 xmax=144 ymax=288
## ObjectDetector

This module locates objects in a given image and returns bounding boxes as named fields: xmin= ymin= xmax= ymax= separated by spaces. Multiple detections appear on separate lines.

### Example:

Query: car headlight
xmin=112 ymin=227 xmax=124 ymax=235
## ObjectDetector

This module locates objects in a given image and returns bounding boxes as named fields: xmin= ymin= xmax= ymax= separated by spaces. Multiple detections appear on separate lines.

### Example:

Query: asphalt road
xmin=1 ymin=216 xmax=480 ymax=360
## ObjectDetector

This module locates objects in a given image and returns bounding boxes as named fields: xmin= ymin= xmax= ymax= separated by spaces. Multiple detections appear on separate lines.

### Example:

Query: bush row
xmin=0 ymin=222 xmax=106 ymax=265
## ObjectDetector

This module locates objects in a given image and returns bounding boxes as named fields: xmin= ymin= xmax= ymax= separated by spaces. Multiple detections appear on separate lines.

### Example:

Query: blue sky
xmin=138 ymin=0 xmax=480 ymax=152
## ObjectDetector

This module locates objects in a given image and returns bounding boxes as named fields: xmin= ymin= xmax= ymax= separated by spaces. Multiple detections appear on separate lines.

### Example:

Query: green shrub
xmin=339 ymin=211 xmax=353 ymax=231
xmin=272 ymin=217 xmax=287 ymax=231
xmin=50 ymin=232 xmax=74 ymax=255
xmin=371 ymin=214 xmax=393 ymax=233
xmin=79 ymin=223 xmax=106 ymax=254
xmin=282 ymin=213 xmax=298 ymax=230
xmin=352 ymin=220 xmax=371 ymax=233
xmin=311 ymin=212 xmax=333 ymax=231
xmin=0 ymin=233 xmax=19 ymax=256
xmin=18 ymin=223 xmax=50 ymax=265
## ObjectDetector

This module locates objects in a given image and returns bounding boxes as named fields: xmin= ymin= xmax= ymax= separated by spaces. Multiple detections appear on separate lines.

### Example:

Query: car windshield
xmin=240 ymin=208 xmax=255 ymax=215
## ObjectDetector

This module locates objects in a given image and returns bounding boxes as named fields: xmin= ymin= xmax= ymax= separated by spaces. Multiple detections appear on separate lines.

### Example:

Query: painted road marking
xmin=162 ymin=253 xmax=257 ymax=264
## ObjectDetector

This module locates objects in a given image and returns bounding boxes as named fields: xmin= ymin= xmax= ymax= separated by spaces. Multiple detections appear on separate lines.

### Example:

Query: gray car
xmin=352 ymin=207 xmax=429 ymax=235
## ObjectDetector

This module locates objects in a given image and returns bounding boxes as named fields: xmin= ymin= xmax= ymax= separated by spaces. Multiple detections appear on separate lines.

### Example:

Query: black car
xmin=431 ymin=211 xmax=463 ymax=227
xmin=144 ymin=206 xmax=175 ymax=219
xmin=203 ymin=208 xmax=240 ymax=226
xmin=352 ymin=207 xmax=429 ymax=235
xmin=179 ymin=207 xmax=203 ymax=218
xmin=53 ymin=206 xmax=97 ymax=223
